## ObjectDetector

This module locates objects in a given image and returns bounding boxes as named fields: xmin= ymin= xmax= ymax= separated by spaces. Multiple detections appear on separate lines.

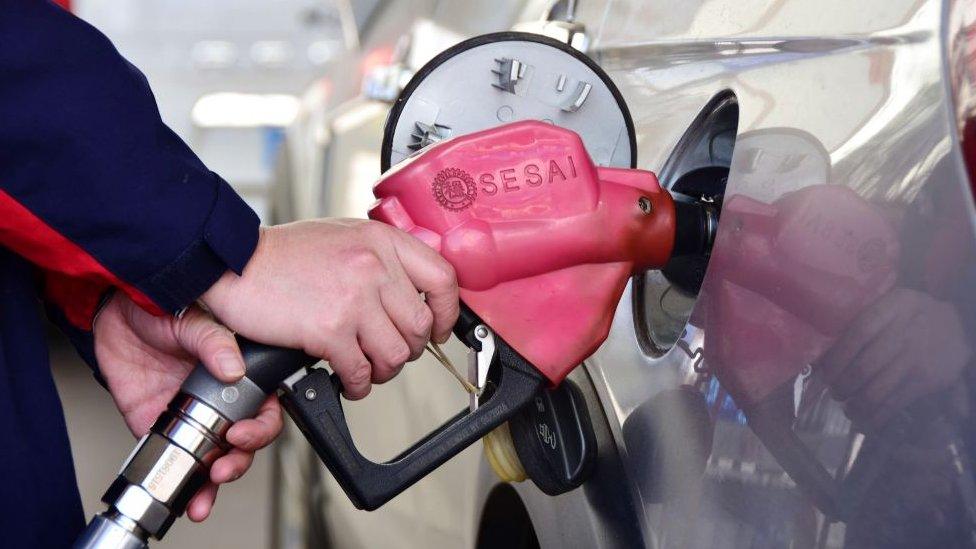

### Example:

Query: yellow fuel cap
xmin=483 ymin=422 xmax=527 ymax=483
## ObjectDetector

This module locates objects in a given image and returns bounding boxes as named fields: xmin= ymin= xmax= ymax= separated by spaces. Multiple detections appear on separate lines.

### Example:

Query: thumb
xmin=173 ymin=307 xmax=246 ymax=382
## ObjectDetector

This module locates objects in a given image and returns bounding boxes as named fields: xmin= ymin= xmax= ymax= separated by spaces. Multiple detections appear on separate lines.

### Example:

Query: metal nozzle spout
xmin=671 ymin=197 xmax=719 ymax=258
xmin=661 ymin=195 xmax=721 ymax=296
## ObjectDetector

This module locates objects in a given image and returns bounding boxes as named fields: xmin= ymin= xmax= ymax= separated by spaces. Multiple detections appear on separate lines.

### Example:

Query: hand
xmin=817 ymin=288 xmax=972 ymax=430
xmin=201 ymin=219 xmax=459 ymax=399
xmin=94 ymin=292 xmax=283 ymax=522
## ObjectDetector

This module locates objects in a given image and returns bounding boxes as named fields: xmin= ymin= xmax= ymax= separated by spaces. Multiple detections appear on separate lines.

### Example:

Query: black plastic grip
xmin=178 ymin=337 xmax=317 ymax=423
xmin=279 ymin=323 xmax=543 ymax=510
xmin=238 ymin=337 xmax=317 ymax=393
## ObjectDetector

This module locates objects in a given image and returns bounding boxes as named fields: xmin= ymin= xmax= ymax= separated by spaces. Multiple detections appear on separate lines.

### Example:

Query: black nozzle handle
xmin=279 ymin=321 xmax=543 ymax=510
xmin=180 ymin=337 xmax=318 ymax=422
xmin=183 ymin=305 xmax=544 ymax=511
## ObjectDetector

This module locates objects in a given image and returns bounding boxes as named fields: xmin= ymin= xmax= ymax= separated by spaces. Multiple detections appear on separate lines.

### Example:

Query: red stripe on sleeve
xmin=0 ymin=189 xmax=163 ymax=329
xmin=43 ymin=271 xmax=108 ymax=330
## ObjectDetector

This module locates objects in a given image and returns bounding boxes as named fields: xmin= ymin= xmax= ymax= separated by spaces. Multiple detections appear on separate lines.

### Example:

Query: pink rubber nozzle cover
xmin=370 ymin=121 xmax=675 ymax=385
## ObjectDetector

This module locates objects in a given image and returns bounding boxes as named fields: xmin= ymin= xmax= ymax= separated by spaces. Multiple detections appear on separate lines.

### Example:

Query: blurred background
xmin=70 ymin=0 xmax=374 ymax=222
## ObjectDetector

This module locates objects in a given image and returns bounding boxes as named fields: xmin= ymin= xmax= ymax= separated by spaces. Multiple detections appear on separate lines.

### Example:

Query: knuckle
xmin=374 ymin=363 xmax=402 ymax=384
xmin=407 ymin=337 xmax=426 ymax=360
xmin=412 ymin=307 xmax=434 ymax=337
xmin=345 ymin=247 xmax=384 ymax=273
xmin=200 ymin=324 xmax=232 ymax=346
xmin=323 ymin=317 xmax=344 ymax=337
xmin=433 ymin=262 xmax=457 ymax=289
xmin=346 ymin=361 xmax=372 ymax=386
xmin=388 ymin=343 xmax=411 ymax=367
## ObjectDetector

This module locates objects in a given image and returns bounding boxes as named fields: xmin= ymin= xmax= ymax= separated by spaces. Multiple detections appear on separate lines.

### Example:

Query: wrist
xmin=199 ymin=270 xmax=235 ymax=315
xmin=201 ymin=225 xmax=271 ymax=314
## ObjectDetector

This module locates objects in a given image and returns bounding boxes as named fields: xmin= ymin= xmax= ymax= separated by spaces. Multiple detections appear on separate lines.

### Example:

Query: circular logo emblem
xmin=432 ymin=167 xmax=477 ymax=211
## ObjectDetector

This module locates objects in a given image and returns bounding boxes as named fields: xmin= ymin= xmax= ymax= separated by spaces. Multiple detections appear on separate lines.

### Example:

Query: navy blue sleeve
xmin=0 ymin=1 xmax=260 ymax=370
xmin=0 ymin=0 xmax=259 ymax=326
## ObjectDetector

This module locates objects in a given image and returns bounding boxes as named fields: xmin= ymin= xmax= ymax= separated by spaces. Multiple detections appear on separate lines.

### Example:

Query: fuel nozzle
xmin=371 ymin=120 xmax=727 ymax=496
xmin=75 ymin=341 xmax=316 ymax=549
xmin=671 ymin=196 xmax=719 ymax=259
xmin=661 ymin=193 xmax=721 ymax=296
xmin=478 ymin=196 xmax=717 ymax=494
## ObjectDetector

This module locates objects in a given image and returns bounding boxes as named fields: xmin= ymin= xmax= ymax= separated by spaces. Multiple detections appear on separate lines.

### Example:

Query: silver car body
xmin=275 ymin=1 xmax=976 ymax=547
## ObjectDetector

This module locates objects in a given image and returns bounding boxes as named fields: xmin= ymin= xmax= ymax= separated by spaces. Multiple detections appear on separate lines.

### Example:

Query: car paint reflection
xmin=581 ymin=1 xmax=976 ymax=546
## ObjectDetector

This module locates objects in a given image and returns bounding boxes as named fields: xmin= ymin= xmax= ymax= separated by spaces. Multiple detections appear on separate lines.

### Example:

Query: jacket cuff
xmin=46 ymin=301 xmax=107 ymax=388
xmin=139 ymin=174 xmax=259 ymax=313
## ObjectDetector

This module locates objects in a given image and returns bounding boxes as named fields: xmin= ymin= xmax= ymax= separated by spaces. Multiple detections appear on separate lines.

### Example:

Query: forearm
xmin=0 ymin=2 xmax=259 ymax=369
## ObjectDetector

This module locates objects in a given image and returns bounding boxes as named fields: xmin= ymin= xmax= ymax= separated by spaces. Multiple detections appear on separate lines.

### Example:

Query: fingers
xmin=211 ymin=448 xmax=255 ymax=484
xmin=173 ymin=307 xmax=245 ymax=382
xmin=391 ymin=231 xmax=459 ymax=343
xmin=225 ymin=395 xmax=283 ymax=451
xmin=303 ymin=288 xmax=375 ymax=399
xmin=325 ymin=336 xmax=373 ymax=400
xmin=189 ymin=397 xmax=280 ymax=522
xmin=357 ymin=305 xmax=411 ymax=384
xmin=187 ymin=482 xmax=218 ymax=522
xmin=378 ymin=261 xmax=434 ymax=361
